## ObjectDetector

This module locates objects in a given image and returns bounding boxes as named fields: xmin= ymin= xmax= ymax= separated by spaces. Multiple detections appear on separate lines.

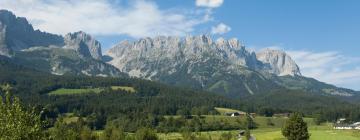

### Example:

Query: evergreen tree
xmin=282 ymin=113 xmax=310 ymax=140
xmin=180 ymin=127 xmax=196 ymax=140
xmin=243 ymin=114 xmax=252 ymax=140
xmin=135 ymin=127 xmax=158 ymax=140
xmin=244 ymin=127 xmax=251 ymax=140
xmin=0 ymin=84 xmax=45 ymax=140
xmin=100 ymin=124 xmax=126 ymax=140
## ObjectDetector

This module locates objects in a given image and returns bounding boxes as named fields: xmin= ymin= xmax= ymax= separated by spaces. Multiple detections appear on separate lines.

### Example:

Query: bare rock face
xmin=106 ymin=35 xmax=261 ymax=78
xmin=64 ymin=31 xmax=102 ymax=60
xmin=0 ymin=10 xmax=124 ymax=77
xmin=256 ymin=49 xmax=301 ymax=76
xmin=0 ymin=10 xmax=64 ymax=53
xmin=106 ymin=35 xmax=281 ymax=96
xmin=106 ymin=35 xmax=300 ymax=79
xmin=0 ymin=22 xmax=11 ymax=57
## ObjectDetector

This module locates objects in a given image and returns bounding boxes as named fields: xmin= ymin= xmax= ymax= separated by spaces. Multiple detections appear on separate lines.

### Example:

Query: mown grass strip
xmin=48 ymin=88 xmax=103 ymax=95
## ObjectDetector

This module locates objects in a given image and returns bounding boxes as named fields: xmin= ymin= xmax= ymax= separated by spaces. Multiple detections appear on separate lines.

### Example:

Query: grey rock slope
xmin=256 ymin=49 xmax=301 ymax=76
xmin=64 ymin=31 xmax=102 ymax=60
xmin=107 ymin=35 xmax=301 ymax=78
xmin=0 ymin=22 xmax=11 ymax=57
xmin=107 ymin=35 xmax=261 ymax=77
xmin=106 ymin=35 xmax=286 ymax=97
xmin=0 ymin=10 xmax=64 ymax=53
xmin=0 ymin=10 xmax=125 ymax=77
xmin=106 ymin=35 xmax=357 ymax=97
xmin=14 ymin=47 xmax=124 ymax=77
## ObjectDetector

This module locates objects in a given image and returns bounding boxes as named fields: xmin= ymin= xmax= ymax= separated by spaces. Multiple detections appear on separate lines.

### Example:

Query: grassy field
xmin=252 ymin=127 xmax=360 ymax=140
xmin=62 ymin=113 xmax=82 ymax=124
xmin=68 ymin=107 xmax=359 ymax=140
xmin=48 ymin=86 xmax=135 ymax=95
xmin=158 ymin=126 xmax=360 ymax=140
xmin=48 ymin=88 xmax=103 ymax=95
xmin=111 ymin=86 xmax=136 ymax=93
xmin=90 ymin=113 xmax=360 ymax=140
xmin=158 ymin=115 xmax=360 ymax=140
xmin=214 ymin=107 xmax=243 ymax=114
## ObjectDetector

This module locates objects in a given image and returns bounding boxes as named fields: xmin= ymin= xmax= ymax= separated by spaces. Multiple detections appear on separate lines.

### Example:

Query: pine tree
xmin=282 ymin=112 xmax=310 ymax=140
xmin=135 ymin=127 xmax=158 ymax=140
xmin=243 ymin=114 xmax=252 ymax=140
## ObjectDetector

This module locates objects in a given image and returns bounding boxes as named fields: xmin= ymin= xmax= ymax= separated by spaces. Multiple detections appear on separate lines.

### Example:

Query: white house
xmin=225 ymin=111 xmax=246 ymax=117
xmin=334 ymin=121 xmax=360 ymax=130
xmin=336 ymin=118 xmax=346 ymax=124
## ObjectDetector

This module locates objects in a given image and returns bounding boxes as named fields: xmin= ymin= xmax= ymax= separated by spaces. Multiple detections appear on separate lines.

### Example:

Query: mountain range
xmin=0 ymin=9 xmax=358 ymax=98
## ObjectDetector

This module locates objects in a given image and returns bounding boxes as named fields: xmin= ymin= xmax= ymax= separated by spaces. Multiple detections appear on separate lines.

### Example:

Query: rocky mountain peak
xmin=64 ymin=31 xmax=102 ymax=60
xmin=185 ymin=34 xmax=213 ymax=46
xmin=0 ymin=9 xmax=64 ymax=56
xmin=256 ymin=49 xmax=301 ymax=76
xmin=106 ymin=35 xmax=302 ymax=79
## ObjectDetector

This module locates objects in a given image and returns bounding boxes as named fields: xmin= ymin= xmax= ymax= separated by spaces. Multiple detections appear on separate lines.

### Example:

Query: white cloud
xmin=0 ymin=0 xmax=211 ymax=38
xmin=196 ymin=0 xmax=224 ymax=8
xmin=286 ymin=50 xmax=360 ymax=90
xmin=211 ymin=23 xmax=231 ymax=35
xmin=249 ymin=45 xmax=360 ymax=90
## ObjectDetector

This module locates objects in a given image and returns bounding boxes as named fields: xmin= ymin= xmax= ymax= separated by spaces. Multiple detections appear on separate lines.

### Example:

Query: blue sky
xmin=0 ymin=0 xmax=359 ymax=90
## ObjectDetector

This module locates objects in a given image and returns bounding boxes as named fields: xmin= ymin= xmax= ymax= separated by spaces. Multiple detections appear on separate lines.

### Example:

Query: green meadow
xmin=158 ymin=113 xmax=360 ymax=140
xmin=48 ymin=88 xmax=103 ymax=95
xmin=111 ymin=86 xmax=136 ymax=93
xmin=48 ymin=86 xmax=135 ymax=95
xmin=157 ymin=122 xmax=360 ymax=140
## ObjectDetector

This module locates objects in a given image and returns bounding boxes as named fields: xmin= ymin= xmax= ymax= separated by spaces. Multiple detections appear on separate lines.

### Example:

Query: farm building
xmin=334 ymin=124 xmax=354 ymax=130
xmin=334 ymin=121 xmax=360 ymax=130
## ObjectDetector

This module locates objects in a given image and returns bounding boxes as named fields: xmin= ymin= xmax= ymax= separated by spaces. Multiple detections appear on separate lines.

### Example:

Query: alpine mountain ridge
xmin=105 ymin=35 xmax=357 ymax=97
xmin=0 ymin=9 xmax=357 ymax=98
xmin=0 ymin=10 xmax=125 ymax=77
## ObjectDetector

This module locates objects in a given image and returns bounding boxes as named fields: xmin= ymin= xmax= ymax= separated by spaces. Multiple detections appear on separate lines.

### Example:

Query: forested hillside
xmin=1 ymin=56 xmax=360 ymax=133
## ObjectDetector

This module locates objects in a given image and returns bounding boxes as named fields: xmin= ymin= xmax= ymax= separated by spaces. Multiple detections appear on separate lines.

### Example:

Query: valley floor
xmin=89 ymin=114 xmax=360 ymax=140
xmin=157 ymin=125 xmax=360 ymax=140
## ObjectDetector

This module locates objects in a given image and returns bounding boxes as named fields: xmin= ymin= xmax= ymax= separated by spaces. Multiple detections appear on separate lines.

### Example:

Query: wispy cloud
xmin=249 ymin=45 xmax=360 ymax=90
xmin=287 ymin=50 xmax=360 ymax=90
xmin=196 ymin=0 xmax=224 ymax=8
xmin=211 ymin=23 xmax=231 ymax=35
xmin=0 ymin=0 xmax=211 ymax=38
